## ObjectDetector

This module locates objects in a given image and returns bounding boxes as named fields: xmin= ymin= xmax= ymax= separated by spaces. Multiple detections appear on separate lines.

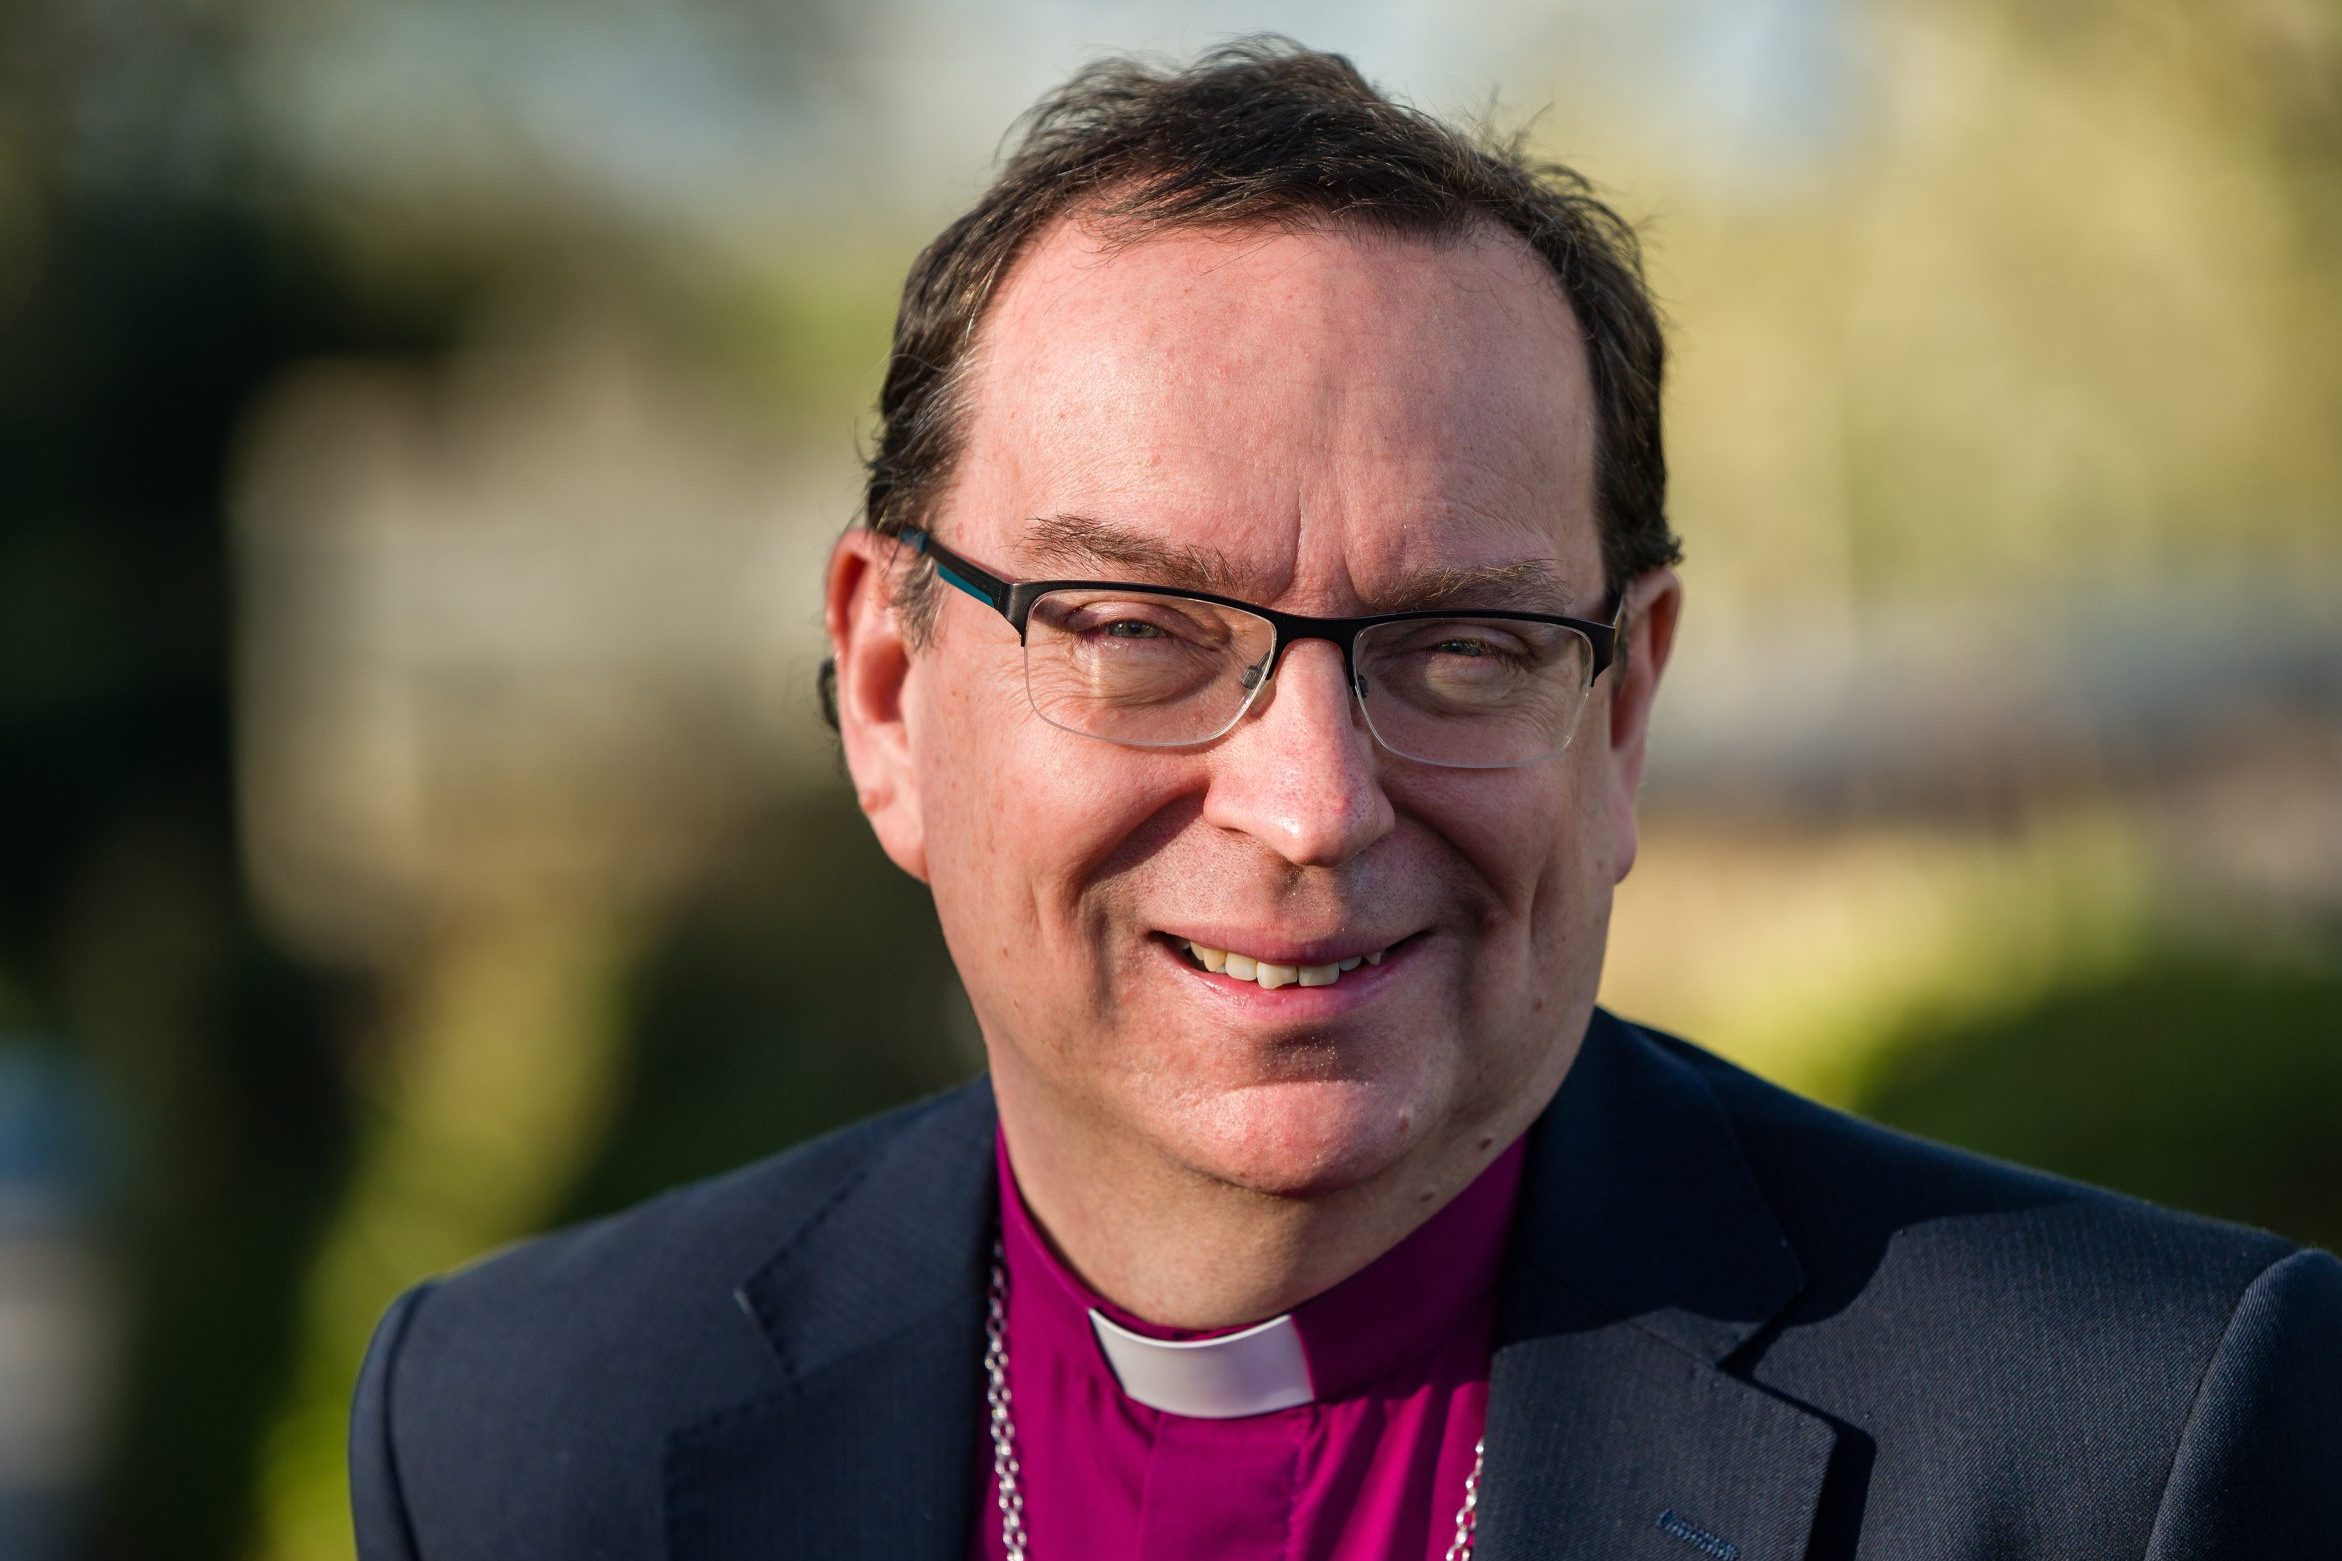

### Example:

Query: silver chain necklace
xmin=984 ymin=1242 xmax=1484 ymax=1561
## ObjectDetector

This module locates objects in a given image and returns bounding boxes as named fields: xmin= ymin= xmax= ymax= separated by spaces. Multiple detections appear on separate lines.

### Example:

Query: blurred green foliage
xmin=1855 ymin=940 xmax=2342 ymax=1255
xmin=555 ymin=789 xmax=976 ymax=1227
xmin=0 ymin=195 xmax=458 ymax=1561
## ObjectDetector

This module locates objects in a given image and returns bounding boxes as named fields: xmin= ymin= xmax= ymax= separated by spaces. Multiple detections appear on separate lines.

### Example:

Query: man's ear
xmin=825 ymin=527 xmax=930 ymax=882
xmin=1601 ymin=567 xmax=1682 ymax=884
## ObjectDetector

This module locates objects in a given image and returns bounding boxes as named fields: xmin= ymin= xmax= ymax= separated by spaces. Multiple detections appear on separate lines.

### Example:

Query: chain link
xmin=985 ymin=1243 xmax=1030 ymax=1561
xmin=983 ymin=1245 xmax=1483 ymax=1560
xmin=1443 ymin=1437 xmax=1484 ymax=1561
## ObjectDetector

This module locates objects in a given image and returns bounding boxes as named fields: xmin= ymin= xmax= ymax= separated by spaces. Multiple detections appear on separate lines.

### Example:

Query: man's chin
xmin=1161 ymin=1075 xmax=1443 ymax=1200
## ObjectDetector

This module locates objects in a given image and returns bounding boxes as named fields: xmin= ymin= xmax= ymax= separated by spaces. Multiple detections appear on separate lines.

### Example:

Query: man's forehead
xmin=951 ymin=216 xmax=1603 ymax=606
xmin=974 ymin=216 xmax=1583 ymax=394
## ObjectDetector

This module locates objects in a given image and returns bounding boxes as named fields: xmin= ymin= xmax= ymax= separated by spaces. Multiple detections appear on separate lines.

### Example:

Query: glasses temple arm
xmin=900 ymin=526 xmax=1013 ymax=614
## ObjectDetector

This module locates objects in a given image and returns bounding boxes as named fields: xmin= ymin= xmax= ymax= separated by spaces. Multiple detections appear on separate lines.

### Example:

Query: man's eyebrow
xmin=1365 ymin=560 xmax=1578 ymax=615
xmin=1014 ymin=513 xmax=1581 ymax=614
xmin=1016 ymin=514 xmax=1243 ymax=594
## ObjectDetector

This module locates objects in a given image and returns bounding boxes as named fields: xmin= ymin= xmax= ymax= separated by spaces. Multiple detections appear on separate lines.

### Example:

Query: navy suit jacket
xmin=350 ymin=1010 xmax=2342 ymax=1559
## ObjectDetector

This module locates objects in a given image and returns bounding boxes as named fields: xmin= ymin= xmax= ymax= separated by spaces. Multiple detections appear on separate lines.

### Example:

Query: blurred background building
xmin=1 ymin=0 xmax=2337 ymax=1556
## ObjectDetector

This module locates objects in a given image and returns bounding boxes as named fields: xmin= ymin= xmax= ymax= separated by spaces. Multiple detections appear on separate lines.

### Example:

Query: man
xmin=351 ymin=41 xmax=2340 ymax=1560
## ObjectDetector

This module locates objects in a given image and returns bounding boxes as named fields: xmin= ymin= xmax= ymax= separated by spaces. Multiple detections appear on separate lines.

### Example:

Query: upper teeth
xmin=1188 ymin=941 xmax=1388 ymax=990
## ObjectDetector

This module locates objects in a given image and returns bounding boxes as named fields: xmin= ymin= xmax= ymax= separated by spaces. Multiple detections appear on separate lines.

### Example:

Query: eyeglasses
xmin=900 ymin=526 xmax=1623 ymax=770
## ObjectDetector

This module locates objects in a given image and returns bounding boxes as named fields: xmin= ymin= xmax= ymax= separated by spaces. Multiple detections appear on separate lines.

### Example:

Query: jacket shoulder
xmin=351 ymin=1077 xmax=993 ymax=1560
xmin=431 ymin=1077 xmax=985 ymax=1318
xmin=1632 ymin=1023 xmax=2332 ymax=1552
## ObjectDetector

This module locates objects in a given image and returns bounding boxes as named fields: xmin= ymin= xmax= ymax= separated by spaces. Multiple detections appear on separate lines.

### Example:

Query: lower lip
xmin=1153 ymin=935 xmax=1419 ymax=1017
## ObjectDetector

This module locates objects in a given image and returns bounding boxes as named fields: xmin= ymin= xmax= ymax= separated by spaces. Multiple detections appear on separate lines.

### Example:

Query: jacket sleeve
xmin=350 ymin=1280 xmax=440 ymax=1561
xmin=2145 ymin=1246 xmax=2342 ymax=1559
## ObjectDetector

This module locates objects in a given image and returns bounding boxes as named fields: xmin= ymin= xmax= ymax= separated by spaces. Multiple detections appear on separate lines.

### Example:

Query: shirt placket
xmin=1136 ymin=1406 xmax=1311 ymax=1561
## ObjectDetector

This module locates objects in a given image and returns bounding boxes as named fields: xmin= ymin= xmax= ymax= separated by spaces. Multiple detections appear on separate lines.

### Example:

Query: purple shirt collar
xmin=996 ymin=1127 xmax=1528 ymax=1407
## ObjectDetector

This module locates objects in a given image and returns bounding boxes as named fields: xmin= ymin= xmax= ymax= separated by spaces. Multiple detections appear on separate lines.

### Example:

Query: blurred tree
xmin=0 ymin=5 xmax=466 ymax=1557
xmin=1645 ymin=0 xmax=2342 ymax=650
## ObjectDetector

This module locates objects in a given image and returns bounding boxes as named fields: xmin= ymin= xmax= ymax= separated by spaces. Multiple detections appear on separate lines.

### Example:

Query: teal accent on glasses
xmin=936 ymin=562 xmax=987 ymax=601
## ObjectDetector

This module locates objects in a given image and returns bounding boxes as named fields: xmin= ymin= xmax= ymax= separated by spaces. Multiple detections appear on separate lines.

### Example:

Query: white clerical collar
xmin=1087 ymin=1308 xmax=1315 ymax=1419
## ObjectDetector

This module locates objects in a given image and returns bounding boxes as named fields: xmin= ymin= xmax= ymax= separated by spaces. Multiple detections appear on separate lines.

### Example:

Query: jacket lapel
xmin=664 ymin=1082 xmax=1000 ymax=1561
xmin=1476 ymin=1012 xmax=1837 ymax=1561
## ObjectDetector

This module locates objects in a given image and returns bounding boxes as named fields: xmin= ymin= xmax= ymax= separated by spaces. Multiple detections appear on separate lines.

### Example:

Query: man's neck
xmin=991 ymin=1076 xmax=1552 ymax=1331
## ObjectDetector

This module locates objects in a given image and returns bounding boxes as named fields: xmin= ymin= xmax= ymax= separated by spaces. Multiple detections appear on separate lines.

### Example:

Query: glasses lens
xmin=1024 ymin=589 xmax=1273 ymax=747
xmin=1353 ymin=617 xmax=1596 ymax=767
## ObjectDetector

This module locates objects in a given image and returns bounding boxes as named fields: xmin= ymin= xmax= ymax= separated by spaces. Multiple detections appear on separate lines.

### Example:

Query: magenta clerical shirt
xmin=973 ymin=1129 xmax=1529 ymax=1560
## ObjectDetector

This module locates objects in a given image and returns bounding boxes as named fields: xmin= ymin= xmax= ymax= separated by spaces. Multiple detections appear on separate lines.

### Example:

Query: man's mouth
xmin=1174 ymin=937 xmax=1399 ymax=991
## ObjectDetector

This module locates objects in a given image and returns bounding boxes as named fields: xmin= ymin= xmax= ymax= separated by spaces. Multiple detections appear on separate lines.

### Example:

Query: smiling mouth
xmin=1171 ymin=935 xmax=1404 ymax=991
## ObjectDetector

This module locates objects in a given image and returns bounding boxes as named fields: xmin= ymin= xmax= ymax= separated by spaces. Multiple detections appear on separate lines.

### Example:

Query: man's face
xmin=832 ymin=218 xmax=1676 ymax=1204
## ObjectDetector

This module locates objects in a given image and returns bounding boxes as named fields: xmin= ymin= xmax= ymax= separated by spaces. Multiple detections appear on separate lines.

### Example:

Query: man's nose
xmin=1200 ymin=639 xmax=1396 ymax=868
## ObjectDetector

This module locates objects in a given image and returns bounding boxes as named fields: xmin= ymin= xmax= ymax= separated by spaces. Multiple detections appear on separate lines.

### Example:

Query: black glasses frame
xmin=898 ymin=526 xmax=1623 ymax=689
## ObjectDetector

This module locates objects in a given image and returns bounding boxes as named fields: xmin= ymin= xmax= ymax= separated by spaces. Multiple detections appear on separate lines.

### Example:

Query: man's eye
xmin=1070 ymin=605 xmax=1219 ymax=644
xmin=1422 ymin=632 xmax=1534 ymax=664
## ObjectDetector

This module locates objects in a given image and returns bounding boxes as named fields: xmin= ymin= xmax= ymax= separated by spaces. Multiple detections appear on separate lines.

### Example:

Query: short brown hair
xmin=824 ymin=37 xmax=1677 ymax=725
